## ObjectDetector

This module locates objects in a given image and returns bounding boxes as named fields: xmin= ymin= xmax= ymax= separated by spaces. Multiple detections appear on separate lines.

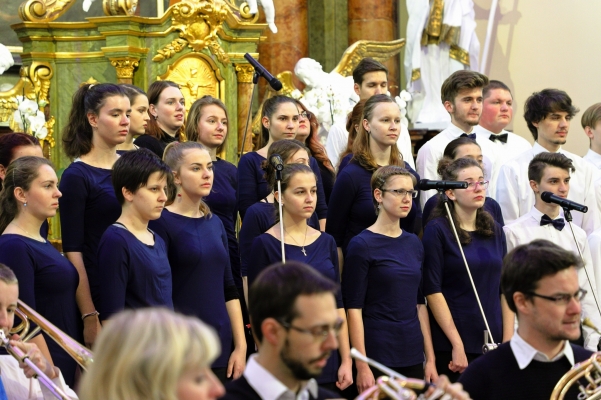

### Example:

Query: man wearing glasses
xmin=502 ymin=152 xmax=601 ymax=351
xmin=458 ymin=240 xmax=594 ymax=399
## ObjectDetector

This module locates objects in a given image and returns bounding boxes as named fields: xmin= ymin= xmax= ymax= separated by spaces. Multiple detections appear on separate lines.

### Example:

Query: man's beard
xmin=280 ymin=339 xmax=330 ymax=380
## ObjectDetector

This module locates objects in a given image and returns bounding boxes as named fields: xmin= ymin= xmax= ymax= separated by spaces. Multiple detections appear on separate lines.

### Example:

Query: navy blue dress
xmin=422 ymin=217 xmax=506 ymax=355
xmin=342 ymin=230 xmax=425 ymax=368
xmin=134 ymin=132 xmax=178 ymax=159
xmin=0 ymin=235 xmax=81 ymax=387
xmin=247 ymin=232 xmax=342 ymax=384
xmin=422 ymin=195 xmax=504 ymax=228
xmin=238 ymin=201 xmax=320 ymax=277
xmin=96 ymin=224 xmax=173 ymax=320
xmin=149 ymin=209 xmax=236 ymax=369
xmin=326 ymin=159 xmax=422 ymax=254
xmin=58 ymin=161 xmax=121 ymax=306
xmin=237 ymin=152 xmax=328 ymax=220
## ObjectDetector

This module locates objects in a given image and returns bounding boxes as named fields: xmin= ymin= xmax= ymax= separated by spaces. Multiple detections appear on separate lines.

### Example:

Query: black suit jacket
xmin=220 ymin=375 xmax=340 ymax=400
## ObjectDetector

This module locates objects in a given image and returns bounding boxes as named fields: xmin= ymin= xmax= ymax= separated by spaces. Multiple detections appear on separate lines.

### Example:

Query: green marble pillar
xmin=308 ymin=0 xmax=348 ymax=72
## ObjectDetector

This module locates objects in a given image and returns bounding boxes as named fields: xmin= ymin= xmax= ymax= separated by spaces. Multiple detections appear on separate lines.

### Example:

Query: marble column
xmin=257 ymin=0 xmax=308 ymax=99
xmin=348 ymin=0 xmax=400 ymax=96
xmin=109 ymin=57 xmax=139 ymax=84
xmin=236 ymin=64 xmax=256 ymax=153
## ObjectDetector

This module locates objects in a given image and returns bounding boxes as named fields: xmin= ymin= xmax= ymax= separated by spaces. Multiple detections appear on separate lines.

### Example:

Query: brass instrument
xmin=10 ymin=300 xmax=93 ymax=370
xmin=550 ymin=318 xmax=601 ymax=399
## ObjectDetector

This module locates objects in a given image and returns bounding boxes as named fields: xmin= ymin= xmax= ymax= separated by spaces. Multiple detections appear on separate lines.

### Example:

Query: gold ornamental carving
xmin=102 ymin=0 xmax=138 ymax=16
xmin=153 ymin=0 xmax=230 ymax=65
xmin=333 ymin=38 xmax=406 ymax=77
xmin=18 ymin=0 xmax=77 ymax=22
xmin=110 ymin=57 xmax=140 ymax=80
xmin=235 ymin=64 xmax=254 ymax=83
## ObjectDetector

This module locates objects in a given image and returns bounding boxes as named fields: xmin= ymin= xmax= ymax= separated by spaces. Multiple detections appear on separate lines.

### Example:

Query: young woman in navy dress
xmin=343 ymin=165 xmax=436 ymax=394
xmin=0 ymin=157 xmax=82 ymax=386
xmin=247 ymin=163 xmax=353 ymax=392
xmin=326 ymin=94 xmax=422 ymax=272
xmin=421 ymin=137 xmax=504 ymax=227
xmin=422 ymin=157 xmax=510 ymax=382
xmin=116 ymin=84 xmax=149 ymax=154
xmin=150 ymin=141 xmax=246 ymax=384
xmin=59 ymin=83 xmax=130 ymax=347
xmin=134 ymin=80 xmax=185 ymax=158
xmin=237 ymin=95 xmax=327 ymax=228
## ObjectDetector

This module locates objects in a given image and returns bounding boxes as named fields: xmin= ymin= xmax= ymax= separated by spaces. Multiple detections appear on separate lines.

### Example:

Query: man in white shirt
xmin=458 ymin=240 xmax=595 ymax=399
xmin=325 ymin=58 xmax=414 ymax=170
xmin=502 ymin=152 xmax=601 ymax=350
xmin=581 ymin=102 xmax=601 ymax=169
xmin=473 ymin=80 xmax=532 ymax=188
xmin=495 ymin=89 xmax=599 ymax=235
xmin=0 ymin=264 xmax=77 ymax=400
xmin=416 ymin=70 xmax=497 ymax=208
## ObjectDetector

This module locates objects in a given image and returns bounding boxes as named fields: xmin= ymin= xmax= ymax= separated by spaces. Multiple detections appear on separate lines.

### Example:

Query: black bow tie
xmin=540 ymin=214 xmax=565 ymax=231
xmin=489 ymin=133 xmax=508 ymax=143
xmin=461 ymin=133 xmax=477 ymax=140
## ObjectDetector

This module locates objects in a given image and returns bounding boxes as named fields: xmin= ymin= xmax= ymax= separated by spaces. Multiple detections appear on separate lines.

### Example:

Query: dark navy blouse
xmin=342 ymin=229 xmax=425 ymax=368
xmin=58 ymin=161 xmax=121 ymax=306
xmin=149 ymin=209 xmax=235 ymax=368
xmin=422 ymin=195 xmax=504 ymax=228
xmin=422 ymin=217 xmax=506 ymax=354
xmin=0 ymin=235 xmax=81 ymax=387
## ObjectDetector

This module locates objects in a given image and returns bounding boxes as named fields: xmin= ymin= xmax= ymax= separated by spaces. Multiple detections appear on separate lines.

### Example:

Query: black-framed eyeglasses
xmin=381 ymin=188 xmax=419 ymax=199
xmin=526 ymin=288 xmax=587 ymax=305
xmin=278 ymin=318 xmax=344 ymax=341
xmin=299 ymin=111 xmax=312 ymax=120
xmin=465 ymin=180 xmax=489 ymax=190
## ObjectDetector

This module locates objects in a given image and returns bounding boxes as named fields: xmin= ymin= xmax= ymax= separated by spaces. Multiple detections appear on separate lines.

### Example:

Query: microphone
xmin=244 ymin=53 xmax=283 ymax=91
xmin=416 ymin=179 xmax=468 ymax=191
xmin=541 ymin=192 xmax=588 ymax=213
xmin=270 ymin=154 xmax=284 ymax=171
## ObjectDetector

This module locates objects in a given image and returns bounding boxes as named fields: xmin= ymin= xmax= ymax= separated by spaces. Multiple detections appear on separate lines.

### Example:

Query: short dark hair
xmin=249 ymin=261 xmax=338 ymax=343
xmin=502 ymin=239 xmax=581 ymax=312
xmin=441 ymin=70 xmax=489 ymax=104
xmin=523 ymin=89 xmax=579 ymax=140
xmin=112 ymin=148 xmax=172 ymax=205
xmin=352 ymin=58 xmax=388 ymax=85
xmin=483 ymin=80 xmax=512 ymax=99
xmin=528 ymin=152 xmax=575 ymax=184
xmin=443 ymin=137 xmax=481 ymax=160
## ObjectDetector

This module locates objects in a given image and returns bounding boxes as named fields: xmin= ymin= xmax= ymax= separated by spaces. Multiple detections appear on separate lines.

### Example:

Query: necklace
xmin=11 ymin=222 xmax=45 ymax=243
xmin=284 ymin=225 xmax=308 ymax=256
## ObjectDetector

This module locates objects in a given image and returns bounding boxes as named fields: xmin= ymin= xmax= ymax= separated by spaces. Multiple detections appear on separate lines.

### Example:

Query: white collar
xmin=527 ymin=206 xmax=564 ymax=222
xmin=475 ymin=125 xmax=508 ymax=137
xmin=532 ymin=141 xmax=563 ymax=155
xmin=244 ymin=354 xmax=319 ymax=400
xmin=510 ymin=331 xmax=574 ymax=369
xmin=585 ymin=149 xmax=601 ymax=163
xmin=445 ymin=123 xmax=472 ymax=137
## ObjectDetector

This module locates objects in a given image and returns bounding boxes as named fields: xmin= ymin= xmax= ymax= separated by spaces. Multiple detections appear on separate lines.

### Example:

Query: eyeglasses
xmin=299 ymin=111 xmax=312 ymax=120
xmin=465 ymin=180 xmax=489 ymax=190
xmin=278 ymin=318 xmax=344 ymax=341
xmin=526 ymin=288 xmax=587 ymax=305
xmin=381 ymin=188 xmax=419 ymax=199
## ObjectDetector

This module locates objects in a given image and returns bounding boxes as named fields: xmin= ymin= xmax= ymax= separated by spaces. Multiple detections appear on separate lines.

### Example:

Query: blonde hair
xmin=163 ymin=141 xmax=212 ymax=217
xmin=78 ymin=308 xmax=220 ymax=400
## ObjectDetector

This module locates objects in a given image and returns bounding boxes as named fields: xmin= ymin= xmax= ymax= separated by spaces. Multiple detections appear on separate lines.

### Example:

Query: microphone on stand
xmin=243 ymin=53 xmax=283 ymax=91
xmin=270 ymin=154 xmax=284 ymax=171
xmin=416 ymin=179 xmax=468 ymax=191
xmin=541 ymin=192 xmax=588 ymax=213
xmin=270 ymin=155 xmax=286 ymax=263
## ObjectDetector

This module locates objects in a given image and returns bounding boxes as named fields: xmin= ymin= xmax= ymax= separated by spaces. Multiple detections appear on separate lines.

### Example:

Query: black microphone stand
xmin=238 ymin=70 xmax=260 ymax=160
xmin=437 ymin=189 xmax=498 ymax=353
xmin=275 ymin=165 xmax=286 ymax=263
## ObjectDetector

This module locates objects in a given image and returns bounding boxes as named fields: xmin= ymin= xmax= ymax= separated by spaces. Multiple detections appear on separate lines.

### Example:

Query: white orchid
xmin=11 ymin=95 xmax=48 ymax=139
xmin=28 ymin=112 xmax=48 ymax=139
xmin=18 ymin=97 xmax=40 ymax=116
xmin=395 ymin=90 xmax=412 ymax=127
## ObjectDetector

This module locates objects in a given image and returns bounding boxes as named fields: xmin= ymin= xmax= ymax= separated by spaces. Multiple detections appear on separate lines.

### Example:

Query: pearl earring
xmin=23 ymin=202 xmax=27 ymax=207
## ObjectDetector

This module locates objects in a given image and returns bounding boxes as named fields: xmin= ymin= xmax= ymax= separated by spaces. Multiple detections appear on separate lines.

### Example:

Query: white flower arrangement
xmin=395 ymin=90 xmax=412 ymax=127
xmin=11 ymin=96 xmax=48 ymax=140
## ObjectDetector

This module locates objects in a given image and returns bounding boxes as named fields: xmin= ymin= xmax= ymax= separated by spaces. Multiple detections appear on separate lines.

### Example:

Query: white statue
xmin=247 ymin=0 xmax=277 ymax=34
xmin=0 ymin=43 xmax=14 ymax=75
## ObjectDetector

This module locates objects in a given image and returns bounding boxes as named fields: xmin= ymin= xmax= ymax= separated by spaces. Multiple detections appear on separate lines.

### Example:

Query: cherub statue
xmin=247 ymin=0 xmax=277 ymax=33
xmin=0 ymin=43 xmax=14 ymax=75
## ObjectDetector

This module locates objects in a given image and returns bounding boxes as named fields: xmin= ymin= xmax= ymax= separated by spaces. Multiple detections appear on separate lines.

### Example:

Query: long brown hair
xmin=295 ymin=100 xmax=334 ymax=174
xmin=145 ymin=81 xmax=186 ymax=142
xmin=185 ymin=96 xmax=229 ymax=155
xmin=338 ymin=100 xmax=365 ymax=169
xmin=352 ymin=94 xmax=403 ymax=172
xmin=262 ymin=139 xmax=311 ymax=188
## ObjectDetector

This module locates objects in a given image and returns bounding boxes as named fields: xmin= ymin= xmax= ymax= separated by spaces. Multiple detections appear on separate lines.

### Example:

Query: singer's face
xmin=0 ymin=281 xmax=18 ymax=335
xmin=175 ymin=148 xmax=214 ymax=199
xmin=453 ymin=143 xmax=483 ymax=169
xmin=354 ymin=71 xmax=388 ymax=100
xmin=263 ymin=102 xmax=300 ymax=143
xmin=281 ymin=171 xmax=317 ymax=220
xmin=444 ymin=88 xmax=483 ymax=131
xmin=519 ymin=267 xmax=582 ymax=343
xmin=446 ymin=165 xmax=486 ymax=210
xmin=533 ymin=111 xmax=571 ymax=150
xmin=150 ymin=86 xmax=186 ymax=134
xmin=364 ymin=102 xmax=401 ymax=148
xmin=285 ymin=149 xmax=310 ymax=166
xmin=195 ymin=104 xmax=228 ymax=149
xmin=531 ymin=166 xmax=570 ymax=202
xmin=377 ymin=175 xmax=414 ymax=219
xmin=176 ymin=366 xmax=225 ymax=400
xmin=480 ymin=89 xmax=513 ymax=133
xmin=129 ymin=94 xmax=151 ymax=136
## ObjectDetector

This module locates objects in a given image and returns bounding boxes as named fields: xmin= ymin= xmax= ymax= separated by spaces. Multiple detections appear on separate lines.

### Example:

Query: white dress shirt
xmin=324 ymin=117 xmax=416 ymax=171
xmin=244 ymin=355 xmax=319 ymax=400
xmin=503 ymin=207 xmax=601 ymax=351
xmin=0 ymin=356 xmax=77 ymax=400
xmin=510 ymin=331 xmax=574 ymax=370
xmin=495 ymin=142 xmax=599 ymax=235
xmin=416 ymin=123 xmax=497 ymax=208
xmin=583 ymin=149 xmax=601 ymax=169
xmin=589 ymin=228 xmax=601 ymax=288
